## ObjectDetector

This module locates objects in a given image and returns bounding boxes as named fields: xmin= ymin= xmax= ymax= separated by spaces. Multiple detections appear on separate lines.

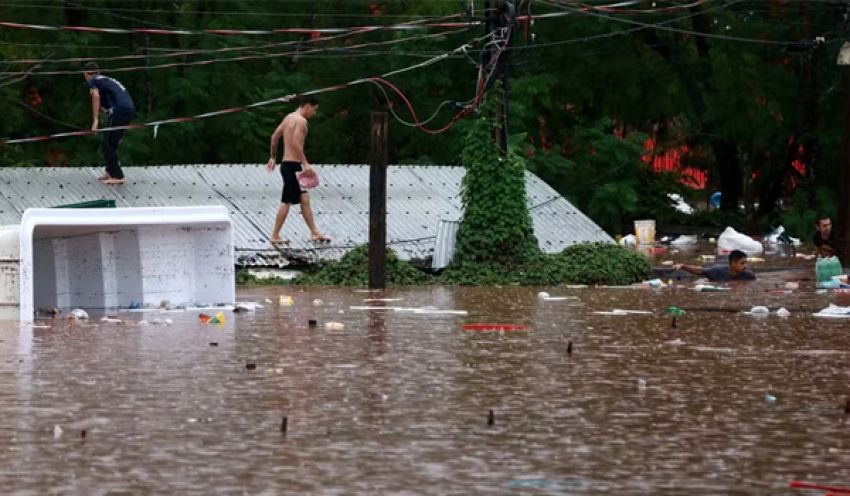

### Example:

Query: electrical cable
xmin=0 ymin=33 xmax=494 ymax=146
xmin=0 ymin=29 xmax=470 ymax=76
xmin=540 ymin=0 xmax=830 ymax=45
xmin=5 ymin=13 xmax=466 ymax=66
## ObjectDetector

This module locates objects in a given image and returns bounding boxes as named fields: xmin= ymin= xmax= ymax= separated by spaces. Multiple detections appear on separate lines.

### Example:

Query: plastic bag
xmin=717 ymin=227 xmax=763 ymax=255
xmin=670 ymin=235 xmax=697 ymax=246
xmin=298 ymin=170 xmax=319 ymax=189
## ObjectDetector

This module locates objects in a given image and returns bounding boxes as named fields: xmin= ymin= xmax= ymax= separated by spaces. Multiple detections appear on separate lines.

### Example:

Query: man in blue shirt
xmin=673 ymin=250 xmax=757 ymax=282
xmin=84 ymin=62 xmax=135 ymax=185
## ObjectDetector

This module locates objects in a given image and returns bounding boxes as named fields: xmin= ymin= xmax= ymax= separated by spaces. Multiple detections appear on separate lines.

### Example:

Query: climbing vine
xmin=441 ymin=83 xmax=541 ymax=284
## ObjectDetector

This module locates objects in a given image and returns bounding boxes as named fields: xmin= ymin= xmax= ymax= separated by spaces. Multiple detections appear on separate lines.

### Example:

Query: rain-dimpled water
xmin=1 ymin=275 xmax=849 ymax=494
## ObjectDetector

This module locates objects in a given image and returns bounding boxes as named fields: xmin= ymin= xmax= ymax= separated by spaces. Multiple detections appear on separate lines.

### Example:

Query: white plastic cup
xmin=634 ymin=220 xmax=656 ymax=245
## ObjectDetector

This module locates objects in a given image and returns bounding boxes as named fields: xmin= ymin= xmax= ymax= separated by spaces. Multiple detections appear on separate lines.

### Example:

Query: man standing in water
xmin=84 ymin=62 xmax=135 ymax=185
xmin=266 ymin=95 xmax=331 ymax=245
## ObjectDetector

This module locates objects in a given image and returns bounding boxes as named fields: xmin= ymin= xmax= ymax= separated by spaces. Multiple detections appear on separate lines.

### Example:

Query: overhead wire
xmin=4 ymin=13 xmax=467 ymax=66
xmin=0 ymin=29 xmax=470 ymax=76
xmin=0 ymin=2 xmax=457 ymax=18
xmin=0 ymin=31 xmax=495 ymax=146
xmin=539 ymin=0 xmax=832 ymax=45
xmin=364 ymin=26 xmax=510 ymax=134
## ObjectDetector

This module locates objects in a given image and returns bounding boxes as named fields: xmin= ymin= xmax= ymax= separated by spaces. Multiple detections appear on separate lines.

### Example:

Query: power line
xmin=0 ymin=29 xmax=469 ymax=76
xmin=0 ymin=32 xmax=494 ymax=146
xmin=0 ymin=2 xmax=453 ymax=18
xmin=4 ymin=13 xmax=467 ymax=66
xmin=540 ymin=0 xmax=830 ymax=45
xmin=0 ymin=14 xmax=466 ymax=37
xmin=5 ymin=98 xmax=83 ymax=130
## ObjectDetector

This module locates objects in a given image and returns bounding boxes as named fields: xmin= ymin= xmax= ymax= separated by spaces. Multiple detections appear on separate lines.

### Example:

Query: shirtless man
xmin=266 ymin=95 xmax=331 ymax=245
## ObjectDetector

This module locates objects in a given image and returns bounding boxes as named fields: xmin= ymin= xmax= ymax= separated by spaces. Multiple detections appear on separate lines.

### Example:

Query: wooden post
xmin=369 ymin=112 xmax=389 ymax=289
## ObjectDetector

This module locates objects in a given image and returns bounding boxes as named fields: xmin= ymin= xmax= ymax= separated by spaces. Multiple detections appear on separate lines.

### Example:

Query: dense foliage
xmin=292 ymin=244 xmax=432 ymax=286
xmin=0 ymin=0 xmax=842 ymax=235
xmin=522 ymin=243 xmax=654 ymax=287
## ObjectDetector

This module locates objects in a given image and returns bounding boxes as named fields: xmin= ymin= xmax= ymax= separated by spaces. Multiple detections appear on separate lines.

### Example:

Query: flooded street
xmin=1 ymin=283 xmax=849 ymax=494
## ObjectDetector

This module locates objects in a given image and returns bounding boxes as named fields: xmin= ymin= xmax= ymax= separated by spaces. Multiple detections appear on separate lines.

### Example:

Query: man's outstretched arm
xmin=673 ymin=264 xmax=704 ymax=276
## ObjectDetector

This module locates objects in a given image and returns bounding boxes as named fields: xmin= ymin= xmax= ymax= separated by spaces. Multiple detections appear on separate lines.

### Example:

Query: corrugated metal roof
xmin=0 ymin=164 xmax=611 ymax=268
xmin=433 ymin=219 xmax=461 ymax=270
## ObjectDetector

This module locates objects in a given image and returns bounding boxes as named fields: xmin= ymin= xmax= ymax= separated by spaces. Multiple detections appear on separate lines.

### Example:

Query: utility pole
xmin=369 ymin=112 xmax=389 ymax=289
xmin=485 ymin=1 xmax=516 ymax=154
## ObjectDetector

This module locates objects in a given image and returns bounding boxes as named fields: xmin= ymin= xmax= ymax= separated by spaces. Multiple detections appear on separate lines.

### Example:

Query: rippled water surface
xmin=1 ymin=282 xmax=849 ymax=495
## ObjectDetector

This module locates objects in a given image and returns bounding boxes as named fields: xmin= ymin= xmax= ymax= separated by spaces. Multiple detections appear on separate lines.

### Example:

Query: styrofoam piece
xmin=393 ymin=307 xmax=468 ymax=315
xmin=411 ymin=309 xmax=468 ymax=315
xmin=11 ymin=206 xmax=235 ymax=324
xmin=813 ymin=304 xmax=850 ymax=318
xmin=613 ymin=309 xmax=654 ymax=315
xmin=540 ymin=296 xmax=579 ymax=301
xmin=594 ymin=311 xmax=629 ymax=316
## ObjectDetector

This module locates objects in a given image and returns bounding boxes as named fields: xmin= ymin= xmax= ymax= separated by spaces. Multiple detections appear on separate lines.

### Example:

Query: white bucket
xmin=634 ymin=220 xmax=655 ymax=245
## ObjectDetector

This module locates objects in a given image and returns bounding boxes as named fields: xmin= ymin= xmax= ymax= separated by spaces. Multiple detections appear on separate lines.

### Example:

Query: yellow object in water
xmin=279 ymin=295 xmax=293 ymax=306
xmin=208 ymin=312 xmax=226 ymax=324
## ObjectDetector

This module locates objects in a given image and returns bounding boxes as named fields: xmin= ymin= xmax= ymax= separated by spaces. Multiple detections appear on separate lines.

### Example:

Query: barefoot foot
xmin=102 ymin=178 xmax=124 ymax=185
xmin=311 ymin=233 xmax=332 ymax=243
xmin=270 ymin=237 xmax=290 ymax=245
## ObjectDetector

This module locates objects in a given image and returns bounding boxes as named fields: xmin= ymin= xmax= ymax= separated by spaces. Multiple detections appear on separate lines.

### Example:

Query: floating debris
xmin=69 ymin=309 xmax=88 ymax=320
xmin=462 ymin=324 xmax=529 ymax=331
xmin=199 ymin=312 xmax=226 ymax=324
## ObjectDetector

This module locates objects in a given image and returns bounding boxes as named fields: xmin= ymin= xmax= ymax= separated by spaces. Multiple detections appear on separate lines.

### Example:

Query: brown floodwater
xmin=636 ymin=241 xmax=816 ymax=270
xmin=1 ymin=281 xmax=849 ymax=495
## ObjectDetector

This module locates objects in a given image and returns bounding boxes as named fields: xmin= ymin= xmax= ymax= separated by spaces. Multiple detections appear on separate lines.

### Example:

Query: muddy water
xmin=1 ymin=283 xmax=849 ymax=495
xmin=636 ymin=241 xmax=816 ymax=270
